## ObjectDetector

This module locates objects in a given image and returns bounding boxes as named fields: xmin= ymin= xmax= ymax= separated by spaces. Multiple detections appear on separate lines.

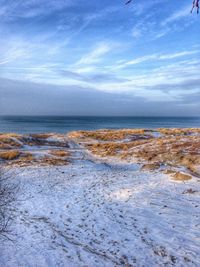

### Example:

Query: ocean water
xmin=0 ymin=116 xmax=200 ymax=134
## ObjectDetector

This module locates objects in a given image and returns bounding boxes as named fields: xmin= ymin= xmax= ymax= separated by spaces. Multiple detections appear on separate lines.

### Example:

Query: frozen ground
xmin=0 ymin=142 xmax=200 ymax=267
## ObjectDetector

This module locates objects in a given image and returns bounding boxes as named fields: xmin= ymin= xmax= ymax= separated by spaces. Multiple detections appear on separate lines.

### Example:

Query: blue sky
xmin=0 ymin=0 xmax=199 ymax=116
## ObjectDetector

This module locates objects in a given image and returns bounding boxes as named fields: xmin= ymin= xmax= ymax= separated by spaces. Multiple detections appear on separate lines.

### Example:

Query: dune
xmin=0 ymin=128 xmax=200 ymax=266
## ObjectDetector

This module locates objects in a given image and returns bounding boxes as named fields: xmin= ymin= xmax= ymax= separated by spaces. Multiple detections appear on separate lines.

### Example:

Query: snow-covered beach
xmin=0 ymin=130 xmax=200 ymax=266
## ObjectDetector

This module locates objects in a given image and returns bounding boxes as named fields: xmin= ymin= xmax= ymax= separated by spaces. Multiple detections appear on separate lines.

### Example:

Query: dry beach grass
xmin=0 ymin=150 xmax=20 ymax=160
xmin=0 ymin=128 xmax=200 ymax=177
xmin=69 ymin=128 xmax=200 ymax=180
xmin=0 ymin=133 xmax=70 ymax=167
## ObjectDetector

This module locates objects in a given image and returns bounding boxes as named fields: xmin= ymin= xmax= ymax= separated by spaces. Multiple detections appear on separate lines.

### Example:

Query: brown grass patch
xmin=0 ymin=133 xmax=21 ymax=139
xmin=172 ymin=172 xmax=192 ymax=181
xmin=0 ymin=133 xmax=23 ymax=149
xmin=6 ymin=153 xmax=69 ymax=167
xmin=85 ymin=139 xmax=149 ymax=158
xmin=70 ymin=129 xmax=200 ymax=177
xmin=158 ymin=128 xmax=200 ymax=135
xmin=6 ymin=152 xmax=35 ymax=167
xmin=19 ymin=153 xmax=34 ymax=162
xmin=50 ymin=150 xmax=70 ymax=157
xmin=0 ymin=150 xmax=20 ymax=160
xmin=69 ymin=129 xmax=146 ymax=142
xmin=22 ymin=134 xmax=69 ymax=148
xmin=30 ymin=133 xmax=53 ymax=139
xmin=141 ymin=163 xmax=160 ymax=171
xmin=39 ymin=157 xmax=69 ymax=166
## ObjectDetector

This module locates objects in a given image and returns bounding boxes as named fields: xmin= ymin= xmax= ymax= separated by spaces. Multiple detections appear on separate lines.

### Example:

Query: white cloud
xmin=0 ymin=0 xmax=74 ymax=20
xmin=162 ymin=5 xmax=192 ymax=25
xmin=159 ymin=50 xmax=199 ymax=60
xmin=110 ymin=54 xmax=157 ymax=70
xmin=0 ymin=46 xmax=29 ymax=65
xmin=75 ymin=43 xmax=113 ymax=65
xmin=131 ymin=18 xmax=156 ymax=39
xmin=0 ymin=59 xmax=10 ymax=65
xmin=111 ymin=49 xmax=199 ymax=70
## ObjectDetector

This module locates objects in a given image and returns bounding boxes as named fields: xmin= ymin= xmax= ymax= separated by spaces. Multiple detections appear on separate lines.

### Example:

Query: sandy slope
xmin=0 ymin=142 xmax=200 ymax=267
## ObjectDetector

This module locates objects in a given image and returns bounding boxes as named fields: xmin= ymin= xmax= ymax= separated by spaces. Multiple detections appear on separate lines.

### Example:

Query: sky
xmin=0 ymin=0 xmax=199 ymax=116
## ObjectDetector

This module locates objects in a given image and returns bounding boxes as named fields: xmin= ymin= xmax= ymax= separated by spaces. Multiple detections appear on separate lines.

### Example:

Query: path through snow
xmin=0 ymin=141 xmax=200 ymax=267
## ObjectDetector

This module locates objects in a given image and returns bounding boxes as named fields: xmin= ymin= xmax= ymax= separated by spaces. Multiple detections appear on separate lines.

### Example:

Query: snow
xmin=0 ymin=144 xmax=200 ymax=267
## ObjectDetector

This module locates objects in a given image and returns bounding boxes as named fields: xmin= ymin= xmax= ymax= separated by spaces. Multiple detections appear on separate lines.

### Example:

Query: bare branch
xmin=0 ymin=169 xmax=18 ymax=240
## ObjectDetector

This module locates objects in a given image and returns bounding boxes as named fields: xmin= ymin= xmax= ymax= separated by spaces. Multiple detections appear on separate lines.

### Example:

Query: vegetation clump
xmin=172 ymin=172 xmax=192 ymax=181
xmin=0 ymin=150 xmax=20 ymax=160
xmin=69 ymin=128 xmax=200 ymax=178
xmin=50 ymin=150 xmax=70 ymax=157
xmin=0 ymin=133 xmax=71 ymax=167
xmin=0 ymin=134 xmax=23 ymax=149
xmin=69 ymin=129 xmax=147 ymax=141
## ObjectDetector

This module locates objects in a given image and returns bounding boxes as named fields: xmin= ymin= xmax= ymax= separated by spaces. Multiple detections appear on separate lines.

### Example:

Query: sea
xmin=0 ymin=116 xmax=200 ymax=134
